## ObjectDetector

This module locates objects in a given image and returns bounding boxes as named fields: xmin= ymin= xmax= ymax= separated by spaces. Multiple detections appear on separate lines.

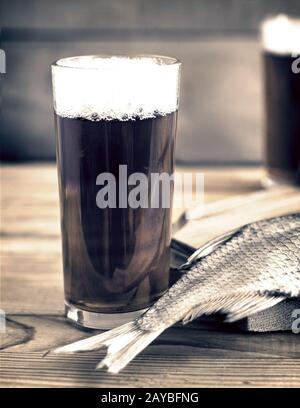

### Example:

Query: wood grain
xmin=1 ymin=164 xmax=300 ymax=387
xmin=1 ymin=316 xmax=300 ymax=388
xmin=2 ymin=353 xmax=300 ymax=388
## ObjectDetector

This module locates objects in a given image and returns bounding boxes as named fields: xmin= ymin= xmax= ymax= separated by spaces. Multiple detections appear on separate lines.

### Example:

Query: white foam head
xmin=52 ymin=55 xmax=181 ymax=121
xmin=262 ymin=15 xmax=300 ymax=55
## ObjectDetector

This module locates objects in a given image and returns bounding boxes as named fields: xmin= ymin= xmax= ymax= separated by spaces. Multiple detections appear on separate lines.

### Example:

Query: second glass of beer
xmin=262 ymin=16 xmax=300 ymax=186
xmin=52 ymin=55 xmax=181 ymax=328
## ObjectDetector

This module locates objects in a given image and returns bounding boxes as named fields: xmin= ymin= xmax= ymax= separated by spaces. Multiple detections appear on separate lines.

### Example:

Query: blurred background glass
xmin=262 ymin=15 xmax=300 ymax=186
xmin=1 ymin=0 xmax=300 ymax=164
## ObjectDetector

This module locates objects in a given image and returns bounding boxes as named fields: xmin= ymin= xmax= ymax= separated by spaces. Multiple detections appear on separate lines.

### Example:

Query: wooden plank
xmin=1 ymin=353 xmax=299 ymax=388
xmin=2 ymin=315 xmax=300 ymax=358
xmin=1 ymin=316 xmax=299 ymax=388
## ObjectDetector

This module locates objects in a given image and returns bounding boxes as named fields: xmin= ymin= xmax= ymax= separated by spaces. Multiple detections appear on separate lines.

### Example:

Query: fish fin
xmin=225 ymin=293 xmax=285 ymax=322
xmin=181 ymin=227 xmax=241 ymax=268
xmin=182 ymin=292 xmax=285 ymax=324
xmin=54 ymin=321 xmax=164 ymax=374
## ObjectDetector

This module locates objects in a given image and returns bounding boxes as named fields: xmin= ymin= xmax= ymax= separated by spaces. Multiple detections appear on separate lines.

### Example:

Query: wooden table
xmin=1 ymin=164 xmax=300 ymax=388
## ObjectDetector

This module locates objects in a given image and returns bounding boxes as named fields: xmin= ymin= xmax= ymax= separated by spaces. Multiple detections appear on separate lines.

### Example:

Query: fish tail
xmin=53 ymin=322 xmax=135 ymax=353
xmin=96 ymin=323 xmax=164 ymax=374
xmin=54 ymin=321 xmax=164 ymax=374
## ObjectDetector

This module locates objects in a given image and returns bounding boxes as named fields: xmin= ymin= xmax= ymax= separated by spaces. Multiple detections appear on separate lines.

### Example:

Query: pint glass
xmin=52 ymin=55 xmax=181 ymax=328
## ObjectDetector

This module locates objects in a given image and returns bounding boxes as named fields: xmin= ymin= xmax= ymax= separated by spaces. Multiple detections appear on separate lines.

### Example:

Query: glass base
xmin=261 ymin=167 xmax=300 ymax=189
xmin=261 ymin=174 xmax=299 ymax=189
xmin=65 ymin=301 xmax=148 ymax=330
xmin=261 ymin=175 xmax=283 ymax=189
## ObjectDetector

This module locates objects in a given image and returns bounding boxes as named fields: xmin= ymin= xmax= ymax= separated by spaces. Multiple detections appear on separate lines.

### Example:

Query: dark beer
xmin=52 ymin=55 xmax=181 ymax=327
xmin=55 ymin=112 xmax=177 ymax=313
xmin=262 ymin=16 xmax=300 ymax=185
xmin=263 ymin=52 xmax=300 ymax=184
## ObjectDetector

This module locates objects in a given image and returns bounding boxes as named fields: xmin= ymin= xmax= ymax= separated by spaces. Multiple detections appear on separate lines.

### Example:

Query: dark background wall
xmin=1 ymin=0 xmax=300 ymax=163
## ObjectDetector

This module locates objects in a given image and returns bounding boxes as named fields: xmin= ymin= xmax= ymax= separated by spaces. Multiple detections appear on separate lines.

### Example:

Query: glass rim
xmin=261 ymin=13 xmax=300 ymax=24
xmin=52 ymin=54 xmax=181 ymax=70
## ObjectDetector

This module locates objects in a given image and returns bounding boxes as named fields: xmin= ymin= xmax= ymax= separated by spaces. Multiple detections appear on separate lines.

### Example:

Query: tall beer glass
xmin=52 ymin=55 xmax=181 ymax=328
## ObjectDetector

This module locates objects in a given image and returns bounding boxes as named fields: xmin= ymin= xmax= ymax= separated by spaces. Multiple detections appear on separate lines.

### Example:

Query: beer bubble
xmin=91 ymin=113 xmax=100 ymax=121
